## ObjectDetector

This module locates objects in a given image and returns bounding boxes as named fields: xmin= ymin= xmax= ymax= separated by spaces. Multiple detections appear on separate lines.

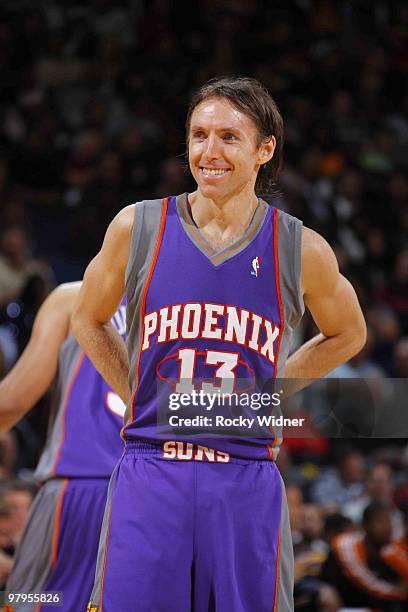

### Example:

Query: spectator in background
xmin=294 ymin=506 xmax=343 ymax=611
xmin=323 ymin=513 xmax=354 ymax=546
xmin=287 ymin=484 xmax=304 ymax=548
xmin=0 ymin=433 xmax=17 ymax=480
xmin=321 ymin=502 xmax=408 ymax=610
xmin=295 ymin=504 xmax=327 ymax=557
xmin=0 ymin=501 xmax=14 ymax=556
xmin=0 ymin=226 xmax=53 ymax=309
xmin=325 ymin=326 xmax=386 ymax=378
xmin=368 ymin=306 xmax=402 ymax=374
xmin=0 ymin=226 xmax=35 ymax=307
xmin=343 ymin=327 xmax=386 ymax=378
xmin=310 ymin=450 xmax=365 ymax=512
xmin=393 ymin=337 xmax=408 ymax=378
xmin=0 ymin=226 xmax=55 ymax=352
xmin=378 ymin=250 xmax=408 ymax=333
xmin=381 ymin=502 xmax=408 ymax=585
xmin=287 ymin=482 xmax=344 ymax=610
xmin=0 ymin=481 xmax=35 ymax=547
xmin=343 ymin=462 xmax=404 ymax=539
xmin=0 ymin=501 xmax=14 ymax=589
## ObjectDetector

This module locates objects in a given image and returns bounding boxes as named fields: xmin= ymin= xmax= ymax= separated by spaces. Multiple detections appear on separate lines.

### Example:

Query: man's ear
xmin=258 ymin=135 xmax=276 ymax=165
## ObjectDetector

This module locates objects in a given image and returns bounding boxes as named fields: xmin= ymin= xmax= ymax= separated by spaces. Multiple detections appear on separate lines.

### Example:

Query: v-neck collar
xmin=175 ymin=193 xmax=268 ymax=267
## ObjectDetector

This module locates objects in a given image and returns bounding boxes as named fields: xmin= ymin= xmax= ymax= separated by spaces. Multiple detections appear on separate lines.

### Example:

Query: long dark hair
xmin=186 ymin=77 xmax=284 ymax=198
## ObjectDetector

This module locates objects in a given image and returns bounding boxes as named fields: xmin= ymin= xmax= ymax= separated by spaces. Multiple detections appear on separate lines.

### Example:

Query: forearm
xmin=285 ymin=329 xmax=364 ymax=381
xmin=0 ymin=349 xmax=57 ymax=431
xmin=74 ymin=317 xmax=131 ymax=404
xmin=0 ymin=385 xmax=28 ymax=431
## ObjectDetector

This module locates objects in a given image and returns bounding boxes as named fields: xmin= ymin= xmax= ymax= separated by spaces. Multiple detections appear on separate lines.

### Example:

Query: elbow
xmin=71 ymin=305 xmax=89 ymax=347
xmin=71 ymin=305 xmax=103 ymax=352
xmin=349 ymin=318 xmax=367 ymax=359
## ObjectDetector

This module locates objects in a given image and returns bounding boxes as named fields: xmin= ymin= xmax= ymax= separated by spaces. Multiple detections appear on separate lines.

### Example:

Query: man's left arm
xmin=284 ymin=226 xmax=367 ymax=379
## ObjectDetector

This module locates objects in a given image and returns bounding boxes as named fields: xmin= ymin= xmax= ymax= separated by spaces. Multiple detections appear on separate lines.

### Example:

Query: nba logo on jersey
xmin=251 ymin=256 xmax=261 ymax=277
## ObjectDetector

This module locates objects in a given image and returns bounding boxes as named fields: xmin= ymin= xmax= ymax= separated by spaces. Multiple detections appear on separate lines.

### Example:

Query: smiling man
xmin=73 ymin=77 xmax=366 ymax=611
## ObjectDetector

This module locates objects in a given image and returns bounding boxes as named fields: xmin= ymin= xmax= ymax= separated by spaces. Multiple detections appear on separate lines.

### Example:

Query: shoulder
xmin=43 ymin=282 xmax=81 ymax=311
xmin=38 ymin=282 xmax=82 ymax=323
xmin=101 ymin=199 xmax=167 ymax=263
xmin=301 ymin=226 xmax=335 ymax=261
xmin=301 ymin=226 xmax=339 ymax=297
xmin=30 ymin=282 xmax=82 ymax=340
xmin=99 ymin=204 xmax=136 ymax=266
xmin=108 ymin=204 xmax=136 ymax=235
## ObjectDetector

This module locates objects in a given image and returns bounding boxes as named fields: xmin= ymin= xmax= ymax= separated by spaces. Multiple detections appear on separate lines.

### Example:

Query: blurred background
xmin=0 ymin=0 xmax=407 ymax=609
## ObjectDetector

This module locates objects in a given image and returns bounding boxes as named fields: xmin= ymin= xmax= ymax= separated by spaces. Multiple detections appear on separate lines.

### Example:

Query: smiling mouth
xmin=200 ymin=167 xmax=231 ymax=176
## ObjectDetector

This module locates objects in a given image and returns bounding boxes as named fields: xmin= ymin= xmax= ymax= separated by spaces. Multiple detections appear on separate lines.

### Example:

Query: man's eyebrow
xmin=190 ymin=125 xmax=242 ymax=133
xmin=219 ymin=127 xmax=242 ymax=133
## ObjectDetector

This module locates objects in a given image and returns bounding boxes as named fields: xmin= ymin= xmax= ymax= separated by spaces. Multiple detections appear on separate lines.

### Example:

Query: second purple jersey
xmin=124 ymin=195 xmax=304 ymax=460
xmin=35 ymin=300 xmax=126 ymax=481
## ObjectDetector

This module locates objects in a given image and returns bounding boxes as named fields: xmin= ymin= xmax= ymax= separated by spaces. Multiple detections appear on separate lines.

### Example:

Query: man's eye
xmin=223 ymin=133 xmax=236 ymax=141
xmin=193 ymin=132 xmax=205 ymax=139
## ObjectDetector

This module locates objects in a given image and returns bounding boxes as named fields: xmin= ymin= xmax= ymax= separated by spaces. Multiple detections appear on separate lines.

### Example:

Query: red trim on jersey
xmin=129 ymin=197 xmax=169 ymax=424
xmin=267 ymin=208 xmax=284 ymax=456
xmin=272 ymin=207 xmax=284 ymax=378
xmin=51 ymin=353 xmax=85 ymax=476
xmin=50 ymin=479 xmax=69 ymax=570
xmin=273 ymin=530 xmax=281 ymax=611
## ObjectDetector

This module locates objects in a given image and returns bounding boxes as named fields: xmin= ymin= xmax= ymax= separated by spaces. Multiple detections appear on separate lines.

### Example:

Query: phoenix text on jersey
xmin=141 ymin=302 xmax=280 ymax=363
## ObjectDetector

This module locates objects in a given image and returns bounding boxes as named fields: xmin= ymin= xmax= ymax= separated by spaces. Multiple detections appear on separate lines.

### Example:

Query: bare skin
xmin=284 ymin=227 xmax=367 ymax=382
xmin=72 ymin=97 xmax=366 ymax=402
xmin=72 ymin=207 xmax=133 ymax=404
xmin=0 ymin=283 xmax=80 ymax=431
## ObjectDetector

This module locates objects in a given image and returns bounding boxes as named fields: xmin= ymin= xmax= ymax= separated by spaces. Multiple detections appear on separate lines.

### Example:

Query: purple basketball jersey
xmin=35 ymin=300 xmax=126 ymax=480
xmin=124 ymin=195 xmax=304 ymax=460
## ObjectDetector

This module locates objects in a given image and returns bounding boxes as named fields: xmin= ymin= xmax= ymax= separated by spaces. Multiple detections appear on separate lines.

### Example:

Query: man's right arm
xmin=72 ymin=205 xmax=135 ymax=404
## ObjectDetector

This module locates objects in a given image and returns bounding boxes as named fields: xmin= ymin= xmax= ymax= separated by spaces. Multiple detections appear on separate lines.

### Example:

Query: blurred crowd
xmin=0 ymin=0 xmax=407 ymax=609
xmin=277 ymin=443 xmax=408 ymax=610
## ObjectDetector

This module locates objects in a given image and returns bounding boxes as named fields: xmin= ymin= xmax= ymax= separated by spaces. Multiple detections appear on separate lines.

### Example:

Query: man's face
xmin=341 ymin=453 xmax=365 ymax=484
xmin=366 ymin=510 xmax=392 ymax=547
xmin=188 ymin=97 xmax=275 ymax=203
xmin=0 ymin=515 xmax=13 ymax=549
xmin=367 ymin=465 xmax=393 ymax=502
xmin=286 ymin=486 xmax=303 ymax=531
xmin=300 ymin=504 xmax=323 ymax=541
xmin=4 ymin=490 xmax=33 ymax=543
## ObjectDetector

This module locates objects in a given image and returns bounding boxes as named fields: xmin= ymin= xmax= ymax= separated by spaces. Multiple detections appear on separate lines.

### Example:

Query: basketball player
xmin=73 ymin=77 xmax=367 ymax=611
xmin=0 ymin=283 xmax=126 ymax=611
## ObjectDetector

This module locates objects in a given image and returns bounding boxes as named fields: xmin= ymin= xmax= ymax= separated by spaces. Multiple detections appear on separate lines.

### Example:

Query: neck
xmin=188 ymin=186 xmax=259 ymax=233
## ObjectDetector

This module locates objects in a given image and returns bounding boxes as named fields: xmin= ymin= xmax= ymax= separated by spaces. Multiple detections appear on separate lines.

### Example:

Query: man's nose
xmin=202 ymin=134 xmax=220 ymax=160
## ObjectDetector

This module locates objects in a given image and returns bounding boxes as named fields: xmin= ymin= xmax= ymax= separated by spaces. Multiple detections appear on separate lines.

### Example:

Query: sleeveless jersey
xmin=35 ymin=300 xmax=126 ymax=481
xmin=124 ymin=194 xmax=304 ymax=460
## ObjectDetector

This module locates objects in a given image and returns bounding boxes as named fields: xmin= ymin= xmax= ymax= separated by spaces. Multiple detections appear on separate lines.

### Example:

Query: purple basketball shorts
xmin=5 ymin=478 xmax=109 ymax=612
xmin=88 ymin=442 xmax=294 ymax=612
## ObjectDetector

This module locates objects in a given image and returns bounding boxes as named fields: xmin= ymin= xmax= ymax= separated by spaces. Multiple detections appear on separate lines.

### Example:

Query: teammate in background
xmin=0 ymin=283 xmax=126 ymax=612
xmin=73 ymin=77 xmax=367 ymax=611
